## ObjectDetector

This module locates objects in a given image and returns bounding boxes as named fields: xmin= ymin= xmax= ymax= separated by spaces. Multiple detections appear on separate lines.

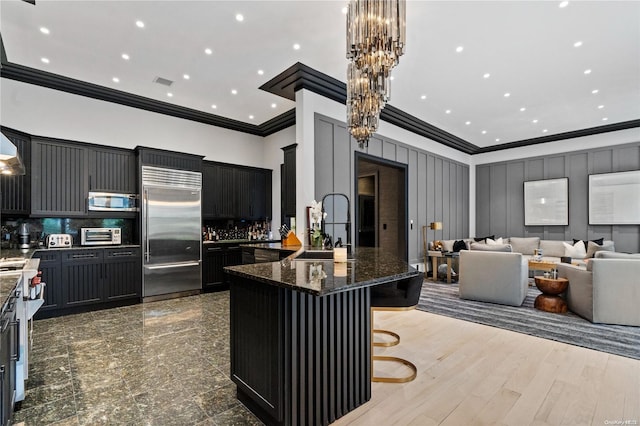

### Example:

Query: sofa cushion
xmin=474 ymin=235 xmax=494 ymax=243
xmin=594 ymin=251 xmax=640 ymax=259
xmin=586 ymin=240 xmax=615 ymax=258
xmin=539 ymin=240 xmax=567 ymax=258
xmin=470 ymin=242 xmax=512 ymax=252
xmin=563 ymin=241 xmax=587 ymax=259
xmin=509 ymin=237 xmax=540 ymax=255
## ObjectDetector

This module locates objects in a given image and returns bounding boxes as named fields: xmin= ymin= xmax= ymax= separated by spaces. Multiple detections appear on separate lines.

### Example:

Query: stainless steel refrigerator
xmin=141 ymin=166 xmax=202 ymax=299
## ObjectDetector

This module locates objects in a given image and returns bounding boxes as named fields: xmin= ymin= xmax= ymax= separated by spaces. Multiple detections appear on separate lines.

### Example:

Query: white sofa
xmin=432 ymin=237 xmax=615 ymax=265
xmin=458 ymin=250 xmax=529 ymax=306
xmin=557 ymin=252 xmax=640 ymax=326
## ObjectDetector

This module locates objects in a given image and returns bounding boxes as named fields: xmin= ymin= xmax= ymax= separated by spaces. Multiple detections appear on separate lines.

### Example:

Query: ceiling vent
xmin=153 ymin=77 xmax=174 ymax=87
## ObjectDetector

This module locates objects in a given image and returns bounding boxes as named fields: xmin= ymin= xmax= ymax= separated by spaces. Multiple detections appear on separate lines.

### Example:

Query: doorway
xmin=355 ymin=153 xmax=408 ymax=260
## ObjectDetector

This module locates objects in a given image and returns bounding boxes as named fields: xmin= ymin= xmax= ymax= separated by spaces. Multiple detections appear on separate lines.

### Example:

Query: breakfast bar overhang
xmin=224 ymin=247 xmax=420 ymax=426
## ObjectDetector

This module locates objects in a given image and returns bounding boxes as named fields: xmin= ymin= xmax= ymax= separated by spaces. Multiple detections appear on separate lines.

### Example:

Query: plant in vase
xmin=309 ymin=200 xmax=327 ymax=248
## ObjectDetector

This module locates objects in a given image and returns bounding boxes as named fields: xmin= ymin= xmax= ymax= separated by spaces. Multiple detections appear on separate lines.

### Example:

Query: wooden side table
xmin=428 ymin=250 xmax=458 ymax=284
xmin=533 ymin=276 xmax=568 ymax=313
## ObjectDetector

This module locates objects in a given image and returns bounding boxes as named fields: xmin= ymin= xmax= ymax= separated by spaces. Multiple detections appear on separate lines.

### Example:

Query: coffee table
xmin=528 ymin=260 xmax=556 ymax=274
xmin=533 ymin=276 xmax=568 ymax=313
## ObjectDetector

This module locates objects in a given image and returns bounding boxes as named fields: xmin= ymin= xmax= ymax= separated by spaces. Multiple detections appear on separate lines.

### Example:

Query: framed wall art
xmin=524 ymin=178 xmax=569 ymax=226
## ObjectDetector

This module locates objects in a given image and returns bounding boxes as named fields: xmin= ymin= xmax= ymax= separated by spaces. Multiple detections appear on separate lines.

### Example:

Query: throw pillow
xmin=586 ymin=240 xmax=614 ymax=258
xmin=452 ymin=240 xmax=467 ymax=252
xmin=563 ymin=241 xmax=587 ymax=259
xmin=573 ymin=238 xmax=604 ymax=250
xmin=486 ymin=237 xmax=504 ymax=245
xmin=469 ymin=242 xmax=512 ymax=252
xmin=473 ymin=235 xmax=494 ymax=243
xmin=441 ymin=240 xmax=455 ymax=252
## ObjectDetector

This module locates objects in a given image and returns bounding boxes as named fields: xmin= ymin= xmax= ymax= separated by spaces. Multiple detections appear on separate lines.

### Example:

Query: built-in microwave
xmin=88 ymin=192 xmax=138 ymax=212
xmin=80 ymin=227 xmax=122 ymax=246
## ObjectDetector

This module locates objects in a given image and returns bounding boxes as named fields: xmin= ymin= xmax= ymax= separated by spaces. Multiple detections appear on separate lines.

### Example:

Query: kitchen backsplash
xmin=1 ymin=217 xmax=136 ymax=249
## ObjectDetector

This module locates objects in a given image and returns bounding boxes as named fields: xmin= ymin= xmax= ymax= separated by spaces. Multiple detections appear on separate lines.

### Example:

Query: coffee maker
xmin=18 ymin=223 xmax=30 ymax=249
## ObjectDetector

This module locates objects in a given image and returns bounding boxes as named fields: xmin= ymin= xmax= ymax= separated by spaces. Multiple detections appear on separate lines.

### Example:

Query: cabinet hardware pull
xmin=111 ymin=251 xmax=133 ymax=256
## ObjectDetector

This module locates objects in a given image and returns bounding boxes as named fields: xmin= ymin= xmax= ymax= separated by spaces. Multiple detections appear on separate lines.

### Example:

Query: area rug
xmin=417 ymin=281 xmax=640 ymax=360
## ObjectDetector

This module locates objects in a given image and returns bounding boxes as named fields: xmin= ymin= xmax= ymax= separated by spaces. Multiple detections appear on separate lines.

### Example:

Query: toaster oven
xmin=80 ymin=228 xmax=121 ymax=246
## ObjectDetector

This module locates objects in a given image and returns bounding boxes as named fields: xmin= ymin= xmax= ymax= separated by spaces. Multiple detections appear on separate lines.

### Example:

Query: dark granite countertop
xmin=224 ymin=247 xmax=419 ymax=296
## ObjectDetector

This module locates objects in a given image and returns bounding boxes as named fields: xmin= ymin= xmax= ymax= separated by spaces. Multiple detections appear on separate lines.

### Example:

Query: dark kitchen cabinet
xmin=30 ymin=138 xmax=89 ymax=217
xmin=61 ymin=249 xmax=104 ymax=307
xmin=202 ymin=162 xmax=235 ymax=219
xmin=31 ymin=251 xmax=63 ymax=314
xmin=202 ymin=244 xmax=243 ymax=289
xmin=88 ymin=147 xmax=137 ymax=193
xmin=0 ymin=288 xmax=18 ymax=426
xmin=236 ymin=168 xmax=269 ymax=220
xmin=282 ymin=144 xmax=297 ymax=218
xmin=202 ymin=162 xmax=271 ymax=220
xmin=0 ymin=127 xmax=30 ymax=215
xmin=103 ymin=247 xmax=141 ymax=301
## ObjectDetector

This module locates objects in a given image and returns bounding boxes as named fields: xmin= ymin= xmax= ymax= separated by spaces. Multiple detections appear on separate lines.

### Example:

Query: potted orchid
xmin=309 ymin=200 xmax=327 ymax=248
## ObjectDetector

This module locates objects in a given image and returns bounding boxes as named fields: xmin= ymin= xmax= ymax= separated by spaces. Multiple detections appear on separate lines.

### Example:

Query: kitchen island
xmin=224 ymin=247 xmax=420 ymax=426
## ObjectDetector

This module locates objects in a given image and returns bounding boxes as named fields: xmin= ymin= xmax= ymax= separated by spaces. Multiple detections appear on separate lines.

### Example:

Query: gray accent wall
xmin=314 ymin=114 xmax=469 ymax=264
xmin=476 ymin=142 xmax=640 ymax=253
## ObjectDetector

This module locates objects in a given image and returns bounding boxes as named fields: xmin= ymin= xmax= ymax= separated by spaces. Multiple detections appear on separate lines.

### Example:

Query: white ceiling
xmin=1 ymin=0 xmax=639 ymax=148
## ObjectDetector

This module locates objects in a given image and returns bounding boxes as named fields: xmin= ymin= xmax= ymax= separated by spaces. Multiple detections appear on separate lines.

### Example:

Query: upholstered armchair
xmin=459 ymin=250 xmax=529 ymax=306
xmin=557 ymin=256 xmax=640 ymax=326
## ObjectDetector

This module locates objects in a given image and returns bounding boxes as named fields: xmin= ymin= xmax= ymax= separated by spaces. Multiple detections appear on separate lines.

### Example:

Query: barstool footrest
xmin=373 ymin=329 xmax=400 ymax=347
xmin=372 ymin=355 xmax=417 ymax=383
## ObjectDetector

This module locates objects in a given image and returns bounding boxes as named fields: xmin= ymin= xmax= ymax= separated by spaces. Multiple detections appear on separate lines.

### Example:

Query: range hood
xmin=0 ymin=130 xmax=26 ymax=176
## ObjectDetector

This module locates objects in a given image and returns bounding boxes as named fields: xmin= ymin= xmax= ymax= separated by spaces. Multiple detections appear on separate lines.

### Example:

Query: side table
xmin=533 ymin=276 xmax=568 ymax=313
xmin=428 ymin=250 xmax=459 ymax=284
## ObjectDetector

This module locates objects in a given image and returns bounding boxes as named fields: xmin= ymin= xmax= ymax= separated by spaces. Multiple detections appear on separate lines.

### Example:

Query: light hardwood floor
xmin=333 ymin=310 xmax=640 ymax=426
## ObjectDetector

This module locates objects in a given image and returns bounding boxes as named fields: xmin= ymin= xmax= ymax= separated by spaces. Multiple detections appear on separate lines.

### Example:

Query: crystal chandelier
xmin=346 ymin=0 xmax=406 ymax=148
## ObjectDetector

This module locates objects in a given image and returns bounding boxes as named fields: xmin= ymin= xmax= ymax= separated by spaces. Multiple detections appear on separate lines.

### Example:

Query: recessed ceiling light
xmin=249 ymin=115 xmax=254 ymax=119
xmin=455 ymin=46 xmax=464 ymax=53
xmin=293 ymin=43 xmax=301 ymax=50
xmin=183 ymin=74 xmax=190 ymax=80
xmin=167 ymin=92 xmax=173 ymax=97
xmin=390 ymin=76 xmax=395 ymax=81
xmin=574 ymin=41 xmax=583 ymax=47
xmin=559 ymin=1 xmax=569 ymax=8
xmin=445 ymin=109 xmax=451 ymax=114
xmin=420 ymin=95 xmax=427 ymax=100
xmin=236 ymin=14 xmax=244 ymax=22
xmin=532 ymin=119 xmax=539 ymax=123
xmin=495 ymin=138 xmax=500 ymax=142
xmin=504 ymin=93 xmax=511 ymax=98
xmin=342 ymin=6 xmax=348 ymax=14
xmin=598 ymin=105 xmax=604 ymax=109
xmin=121 ymin=53 xmax=130 ymax=60
xmin=542 ymin=129 xmax=548 ymax=133
xmin=204 ymin=48 xmax=213 ymax=55
xmin=592 ymin=89 xmax=599 ymax=94
xmin=483 ymin=73 xmax=491 ymax=79
xmin=258 ymin=69 xmax=264 ymax=75
xmin=271 ymin=103 xmax=277 ymax=108
xmin=584 ymin=69 xmax=592 ymax=75
xmin=465 ymin=121 xmax=471 ymax=125
xmin=481 ymin=130 xmax=487 ymax=134
xmin=135 ymin=20 xmax=145 ymax=28
xmin=112 ymin=77 xmax=120 ymax=83
xmin=520 ymin=107 xmax=526 ymax=112
xmin=211 ymin=104 xmax=217 ymax=109
xmin=231 ymin=89 xmax=238 ymax=95
xmin=40 ymin=27 xmax=50 ymax=35
xmin=602 ymin=117 xmax=608 ymax=121
xmin=40 ymin=57 xmax=49 ymax=64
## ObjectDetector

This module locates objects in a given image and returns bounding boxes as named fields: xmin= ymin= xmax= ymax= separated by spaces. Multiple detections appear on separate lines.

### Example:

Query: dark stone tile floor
xmin=13 ymin=291 xmax=263 ymax=426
